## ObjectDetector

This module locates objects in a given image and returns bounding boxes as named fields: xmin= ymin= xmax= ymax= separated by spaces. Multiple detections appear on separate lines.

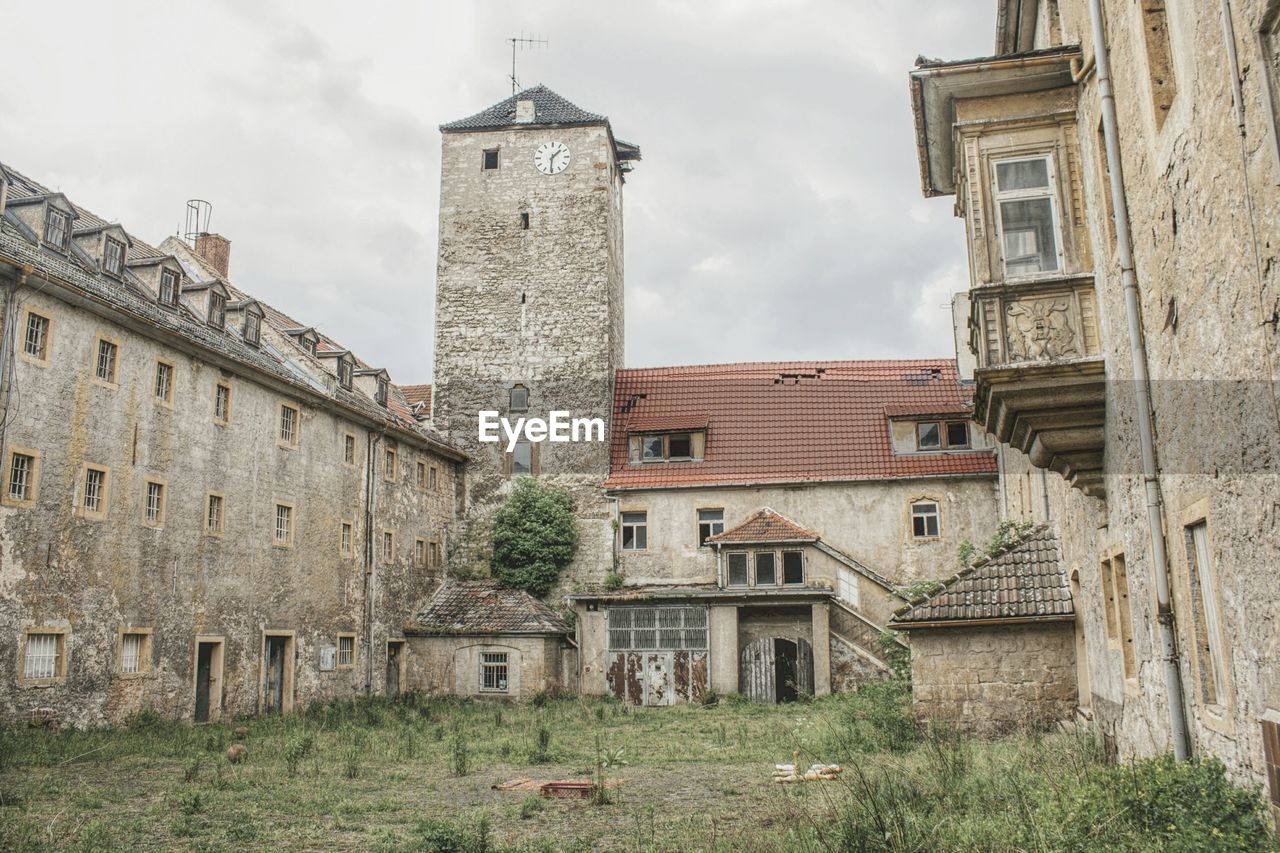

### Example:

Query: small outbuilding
xmin=889 ymin=525 xmax=1078 ymax=734
xmin=404 ymin=581 xmax=575 ymax=700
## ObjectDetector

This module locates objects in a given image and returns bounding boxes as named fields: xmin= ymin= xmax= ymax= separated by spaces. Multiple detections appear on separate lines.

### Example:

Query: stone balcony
xmin=968 ymin=273 xmax=1107 ymax=497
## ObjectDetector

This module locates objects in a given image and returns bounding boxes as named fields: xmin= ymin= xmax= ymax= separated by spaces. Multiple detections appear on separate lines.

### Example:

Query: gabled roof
xmin=442 ymin=84 xmax=606 ymax=132
xmin=707 ymin=508 xmax=820 ymax=545
xmin=604 ymin=360 xmax=996 ymax=490
xmin=399 ymin=384 xmax=432 ymax=419
xmin=410 ymin=581 xmax=570 ymax=636
xmin=890 ymin=525 xmax=1072 ymax=628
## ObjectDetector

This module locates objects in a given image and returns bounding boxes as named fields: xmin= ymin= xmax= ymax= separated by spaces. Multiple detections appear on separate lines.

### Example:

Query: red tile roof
xmin=707 ymin=508 xmax=820 ymax=544
xmin=604 ymin=360 xmax=996 ymax=489
xmin=399 ymin=384 xmax=432 ymax=418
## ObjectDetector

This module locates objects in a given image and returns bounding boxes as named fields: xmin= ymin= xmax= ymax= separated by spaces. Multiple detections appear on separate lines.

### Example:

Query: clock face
xmin=534 ymin=141 xmax=571 ymax=175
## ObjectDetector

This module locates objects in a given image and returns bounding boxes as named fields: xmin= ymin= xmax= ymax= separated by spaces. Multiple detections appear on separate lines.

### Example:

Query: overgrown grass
xmin=0 ymin=690 xmax=1273 ymax=851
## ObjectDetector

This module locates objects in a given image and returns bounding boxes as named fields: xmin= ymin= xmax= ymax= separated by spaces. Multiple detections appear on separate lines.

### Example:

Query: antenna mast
xmin=507 ymin=34 xmax=548 ymax=94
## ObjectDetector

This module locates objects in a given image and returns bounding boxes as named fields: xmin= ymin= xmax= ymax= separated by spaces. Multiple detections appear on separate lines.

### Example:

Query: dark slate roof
xmin=441 ymin=84 xmax=607 ymax=131
xmin=412 ymin=581 xmax=570 ymax=635
xmin=890 ymin=526 xmax=1073 ymax=627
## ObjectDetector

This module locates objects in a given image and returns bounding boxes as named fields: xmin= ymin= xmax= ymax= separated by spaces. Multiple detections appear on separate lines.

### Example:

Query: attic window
xmin=376 ymin=376 xmax=389 ymax=407
xmin=303 ymin=336 xmax=317 ymax=356
xmin=103 ymin=237 xmax=125 ymax=277
xmin=44 ymin=207 xmax=70 ymax=249
xmin=914 ymin=420 xmax=970 ymax=452
xmin=243 ymin=312 xmax=261 ymax=347
xmin=338 ymin=357 xmax=353 ymax=391
xmin=209 ymin=291 xmax=226 ymax=328
xmin=509 ymin=384 xmax=529 ymax=412
xmin=483 ymin=148 xmax=500 ymax=170
xmin=159 ymin=268 xmax=180 ymax=307
xmin=630 ymin=431 xmax=705 ymax=463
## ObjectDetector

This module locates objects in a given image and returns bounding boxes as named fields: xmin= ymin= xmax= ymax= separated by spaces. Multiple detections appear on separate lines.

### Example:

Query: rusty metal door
xmin=644 ymin=653 xmax=674 ymax=706
xmin=741 ymin=637 xmax=776 ymax=703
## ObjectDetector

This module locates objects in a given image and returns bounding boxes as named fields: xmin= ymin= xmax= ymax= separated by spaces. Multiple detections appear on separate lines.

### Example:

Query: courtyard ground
xmin=0 ymin=687 xmax=1274 ymax=851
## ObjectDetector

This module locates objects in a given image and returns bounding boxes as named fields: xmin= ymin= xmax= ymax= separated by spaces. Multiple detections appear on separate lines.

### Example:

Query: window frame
xmin=754 ymin=551 xmax=778 ymax=586
xmin=43 ymin=206 xmax=70 ymax=249
xmin=1180 ymin=503 xmax=1232 ymax=723
xmin=509 ymin=383 xmax=529 ymax=412
xmin=141 ymin=478 xmax=167 ymax=528
xmin=92 ymin=335 xmax=120 ymax=388
xmin=697 ymin=508 xmax=725 ymax=547
xmin=482 ymin=148 xmax=500 ymax=171
xmin=336 ymin=633 xmax=357 ymax=669
xmin=102 ymin=236 xmax=126 ymax=278
xmin=243 ymin=310 xmax=262 ymax=347
xmin=416 ymin=460 xmax=427 ymax=489
xmin=620 ymin=510 xmax=648 ymax=552
xmin=429 ymin=465 xmax=439 ymax=491
xmin=509 ymin=439 xmax=535 ymax=477
xmin=208 ymin=289 xmax=226 ymax=328
xmin=214 ymin=382 xmax=232 ymax=425
xmin=117 ymin=628 xmax=153 ymax=677
xmin=340 ymin=520 xmax=354 ymax=556
xmin=382 ymin=529 xmax=395 ymax=563
xmin=725 ymin=551 xmax=750 ymax=588
xmin=414 ymin=537 xmax=427 ymax=568
xmin=20 ymin=308 xmax=52 ymax=367
xmin=428 ymin=539 xmax=442 ymax=569
xmin=990 ymin=153 xmax=1066 ymax=279
xmin=480 ymin=651 xmax=509 ymax=692
xmin=343 ymin=433 xmax=357 ymax=466
xmin=3 ymin=446 xmax=41 ymax=508
xmin=782 ymin=550 xmax=806 ymax=586
xmin=909 ymin=499 xmax=941 ymax=540
xmin=205 ymin=492 xmax=225 ymax=537
xmin=337 ymin=356 xmax=354 ymax=391
xmin=376 ymin=377 xmax=389 ymax=407
xmin=19 ymin=627 xmax=69 ymax=687
xmin=153 ymin=359 xmax=175 ymax=406
xmin=77 ymin=463 xmax=110 ymax=520
xmin=278 ymin=402 xmax=300 ymax=448
xmin=383 ymin=445 xmax=398 ymax=483
xmin=274 ymin=501 xmax=295 ymax=548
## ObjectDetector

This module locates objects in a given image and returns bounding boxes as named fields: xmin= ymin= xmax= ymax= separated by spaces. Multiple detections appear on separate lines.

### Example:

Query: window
xmin=95 ymin=338 xmax=118 ymax=384
xmin=384 ymin=446 xmax=397 ymax=482
xmin=917 ymin=422 xmax=941 ymax=450
xmin=274 ymin=503 xmax=293 ymax=547
xmin=103 ymin=237 xmax=125 ymax=277
xmin=727 ymin=552 xmax=749 ymax=587
xmin=44 ymin=207 xmax=70 ymax=248
xmin=755 ymin=552 xmax=777 ymax=585
xmin=911 ymin=501 xmax=940 ymax=539
xmin=206 ymin=493 xmax=224 ymax=536
xmin=481 ymin=652 xmax=508 ymax=692
xmin=23 ymin=311 xmax=51 ymax=362
xmin=80 ymin=465 xmax=109 ymax=518
xmin=337 ymin=635 xmax=355 ymax=668
xmin=482 ymin=148 xmax=500 ymax=170
xmin=214 ymin=383 xmax=231 ymax=424
xmin=143 ymin=480 xmax=166 ymax=527
xmin=415 ymin=538 xmax=426 ymax=567
xmin=697 ymin=509 xmax=724 ymax=546
xmin=837 ymin=568 xmax=860 ymax=608
xmin=341 ymin=522 xmax=353 ymax=555
xmin=1102 ymin=552 xmax=1138 ymax=680
xmin=509 ymin=384 xmax=529 ymax=411
xmin=157 ymin=267 xmax=179 ymax=307
xmin=5 ymin=450 xmax=37 ymax=504
xmin=945 ymin=421 xmax=970 ymax=448
xmin=429 ymin=466 xmax=438 ymax=491
xmin=382 ymin=530 xmax=395 ymax=562
xmin=279 ymin=403 xmax=299 ymax=446
xmin=416 ymin=460 xmax=427 ymax=488
xmin=630 ymin=431 xmax=706 ymax=463
xmin=607 ymin=606 xmax=708 ymax=651
xmin=338 ymin=357 xmax=353 ymax=390
xmin=621 ymin=511 xmax=647 ymax=551
xmin=243 ymin=311 xmax=261 ymax=346
xmin=428 ymin=540 xmax=441 ymax=569
xmin=1140 ymin=0 xmax=1176 ymax=129
xmin=511 ymin=440 xmax=533 ymax=476
xmin=344 ymin=434 xmax=356 ymax=465
xmin=120 ymin=631 xmax=150 ymax=674
xmin=993 ymin=156 xmax=1061 ymax=277
xmin=153 ymin=361 xmax=174 ymax=404
xmin=209 ymin=290 xmax=226 ymax=328
xmin=22 ymin=631 xmax=65 ymax=682
xmin=520 ymin=212 xmax=530 ymax=230
xmin=1185 ymin=521 xmax=1228 ymax=707
xmin=783 ymin=551 xmax=805 ymax=585
xmin=376 ymin=377 xmax=389 ymax=407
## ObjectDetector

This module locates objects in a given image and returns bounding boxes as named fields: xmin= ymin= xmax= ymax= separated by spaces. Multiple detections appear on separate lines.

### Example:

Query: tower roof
xmin=441 ymin=84 xmax=607 ymax=132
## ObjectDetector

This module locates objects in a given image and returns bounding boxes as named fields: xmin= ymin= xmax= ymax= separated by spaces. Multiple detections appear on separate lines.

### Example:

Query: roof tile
xmin=413 ymin=581 xmax=570 ymax=635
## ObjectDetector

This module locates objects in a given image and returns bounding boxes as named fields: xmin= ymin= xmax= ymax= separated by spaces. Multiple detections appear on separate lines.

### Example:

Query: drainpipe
xmin=1086 ymin=0 xmax=1191 ymax=760
xmin=0 ymin=266 xmax=30 ymax=451
xmin=363 ymin=428 xmax=385 ymax=695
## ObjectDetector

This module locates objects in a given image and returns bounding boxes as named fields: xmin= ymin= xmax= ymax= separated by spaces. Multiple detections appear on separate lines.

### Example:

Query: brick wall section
xmin=909 ymin=623 xmax=1077 ymax=734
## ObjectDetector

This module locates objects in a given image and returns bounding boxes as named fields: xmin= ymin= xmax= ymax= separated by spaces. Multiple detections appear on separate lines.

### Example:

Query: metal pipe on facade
xmin=363 ymin=429 xmax=384 ymax=695
xmin=1086 ymin=0 xmax=1191 ymax=760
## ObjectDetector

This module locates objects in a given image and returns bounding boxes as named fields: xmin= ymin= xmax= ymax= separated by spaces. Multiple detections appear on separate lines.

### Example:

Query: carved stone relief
xmin=1005 ymin=297 xmax=1080 ymax=362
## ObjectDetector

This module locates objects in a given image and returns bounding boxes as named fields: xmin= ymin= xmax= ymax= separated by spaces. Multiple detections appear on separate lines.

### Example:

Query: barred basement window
xmin=481 ymin=652 xmax=508 ymax=692
xmin=24 ymin=311 xmax=50 ymax=361
xmin=44 ymin=207 xmax=70 ymax=248
xmin=337 ymin=635 xmax=355 ymax=668
xmin=7 ymin=452 xmax=34 ymax=502
xmin=120 ymin=632 xmax=149 ymax=674
xmin=23 ymin=632 xmax=63 ymax=681
xmin=697 ymin=508 xmax=724 ymax=546
xmin=274 ymin=503 xmax=293 ymax=547
xmin=607 ymin=606 xmax=708 ymax=651
xmin=621 ymin=511 xmax=647 ymax=551
xmin=81 ymin=466 xmax=108 ymax=516
xmin=104 ymin=237 xmax=125 ymax=277
xmin=154 ymin=361 xmax=174 ymax=403
xmin=95 ymin=338 xmax=118 ymax=383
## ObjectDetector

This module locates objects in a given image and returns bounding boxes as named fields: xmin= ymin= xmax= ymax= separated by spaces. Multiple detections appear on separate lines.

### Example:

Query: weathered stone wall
xmin=908 ymin=622 xmax=1078 ymax=734
xmin=0 ymin=284 xmax=461 ymax=725
xmin=403 ymin=634 xmax=562 ymax=700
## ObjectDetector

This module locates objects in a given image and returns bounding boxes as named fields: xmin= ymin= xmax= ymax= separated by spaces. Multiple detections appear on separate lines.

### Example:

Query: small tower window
xmin=482 ymin=148 xmax=500 ymax=170
xmin=520 ymin=212 xmax=530 ymax=230
xmin=509 ymin=384 xmax=529 ymax=412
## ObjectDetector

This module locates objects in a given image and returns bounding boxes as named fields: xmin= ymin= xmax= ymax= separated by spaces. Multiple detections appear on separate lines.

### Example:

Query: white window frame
xmin=726 ymin=551 xmax=750 ymax=588
xmin=697 ymin=508 xmax=724 ymax=546
xmin=621 ymin=511 xmax=647 ymax=551
xmin=23 ymin=310 xmax=51 ymax=363
xmin=1186 ymin=520 xmax=1229 ymax=710
xmin=910 ymin=500 xmax=941 ymax=540
xmin=990 ymin=154 xmax=1065 ymax=279
xmin=480 ymin=652 xmax=509 ymax=692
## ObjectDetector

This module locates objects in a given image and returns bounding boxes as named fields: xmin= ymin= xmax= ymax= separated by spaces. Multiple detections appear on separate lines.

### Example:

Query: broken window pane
xmin=917 ymin=422 xmax=940 ymax=450
xmin=946 ymin=421 xmax=969 ymax=448
xmin=642 ymin=436 xmax=663 ymax=461
xmin=667 ymin=433 xmax=692 ymax=459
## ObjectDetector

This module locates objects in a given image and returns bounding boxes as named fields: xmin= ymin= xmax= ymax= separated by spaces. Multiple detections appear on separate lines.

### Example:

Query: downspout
xmin=363 ymin=428 xmax=385 ymax=696
xmin=1087 ymin=0 xmax=1191 ymax=760
xmin=0 ymin=266 xmax=30 ymax=452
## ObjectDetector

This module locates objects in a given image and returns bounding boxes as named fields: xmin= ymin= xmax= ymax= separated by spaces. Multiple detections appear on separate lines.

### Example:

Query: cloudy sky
xmin=1 ymin=0 xmax=993 ymax=381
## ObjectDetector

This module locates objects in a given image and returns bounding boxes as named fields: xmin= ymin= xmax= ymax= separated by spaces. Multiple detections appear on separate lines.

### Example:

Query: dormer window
xmin=304 ymin=337 xmax=317 ymax=356
xmin=629 ymin=431 xmax=704 ymax=463
xmin=103 ymin=237 xmax=125 ymax=277
xmin=993 ymin=156 xmax=1062 ymax=277
xmin=244 ymin=311 xmax=261 ymax=347
xmin=376 ymin=377 xmax=389 ymax=407
xmin=509 ymin=383 xmax=529 ymax=412
xmin=208 ymin=291 xmax=226 ymax=328
xmin=44 ymin=207 xmax=70 ymax=249
xmin=338 ymin=357 xmax=353 ymax=391
xmin=915 ymin=420 xmax=970 ymax=452
xmin=159 ymin=268 xmax=180 ymax=307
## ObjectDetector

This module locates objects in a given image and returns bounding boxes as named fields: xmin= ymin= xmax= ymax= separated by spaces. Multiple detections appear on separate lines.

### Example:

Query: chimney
xmin=194 ymin=233 xmax=231 ymax=278
xmin=515 ymin=99 xmax=536 ymax=123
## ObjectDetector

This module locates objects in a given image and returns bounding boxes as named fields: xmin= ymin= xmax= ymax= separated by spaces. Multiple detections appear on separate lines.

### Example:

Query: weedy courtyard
xmin=0 ymin=685 xmax=1274 ymax=852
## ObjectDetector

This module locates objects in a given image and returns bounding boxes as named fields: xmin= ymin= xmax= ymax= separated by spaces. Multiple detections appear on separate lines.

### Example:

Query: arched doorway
xmin=740 ymin=637 xmax=814 ymax=703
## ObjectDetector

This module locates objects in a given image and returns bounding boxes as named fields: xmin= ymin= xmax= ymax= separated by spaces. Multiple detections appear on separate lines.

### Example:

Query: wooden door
xmin=386 ymin=642 xmax=402 ymax=696
xmin=264 ymin=636 xmax=286 ymax=715
xmin=195 ymin=643 xmax=213 ymax=723
xmin=741 ymin=637 xmax=776 ymax=703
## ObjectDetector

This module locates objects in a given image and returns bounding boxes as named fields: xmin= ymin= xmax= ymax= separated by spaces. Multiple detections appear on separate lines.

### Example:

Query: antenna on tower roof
xmin=184 ymin=199 xmax=212 ymax=247
xmin=507 ymin=34 xmax=548 ymax=94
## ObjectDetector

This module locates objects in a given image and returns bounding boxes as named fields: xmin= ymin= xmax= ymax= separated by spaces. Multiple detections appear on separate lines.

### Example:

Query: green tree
xmin=490 ymin=478 xmax=578 ymax=597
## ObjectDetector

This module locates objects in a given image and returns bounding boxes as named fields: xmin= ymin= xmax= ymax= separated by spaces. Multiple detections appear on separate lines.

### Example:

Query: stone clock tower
xmin=432 ymin=85 xmax=640 ymax=578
